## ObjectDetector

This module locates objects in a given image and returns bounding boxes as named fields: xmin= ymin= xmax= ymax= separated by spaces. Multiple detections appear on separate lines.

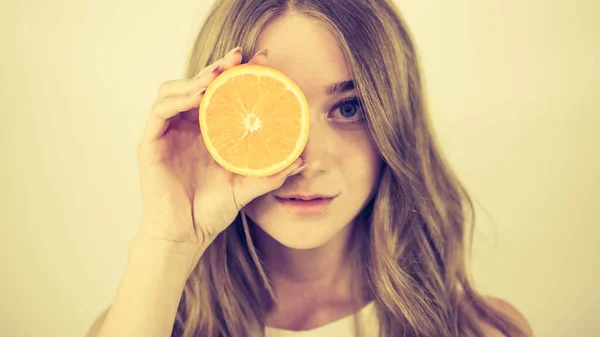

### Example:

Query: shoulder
xmin=479 ymin=296 xmax=533 ymax=337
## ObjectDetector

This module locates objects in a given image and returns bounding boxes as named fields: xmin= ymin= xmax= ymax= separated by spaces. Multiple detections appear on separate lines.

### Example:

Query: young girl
xmin=88 ymin=0 xmax=533 ymax=336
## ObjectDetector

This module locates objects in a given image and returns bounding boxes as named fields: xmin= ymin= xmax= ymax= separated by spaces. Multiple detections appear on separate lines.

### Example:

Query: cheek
xmin=242 ymin=129 xmax=383 ymax=249
xmin=336 ymin=131 xmax=382 ymax=186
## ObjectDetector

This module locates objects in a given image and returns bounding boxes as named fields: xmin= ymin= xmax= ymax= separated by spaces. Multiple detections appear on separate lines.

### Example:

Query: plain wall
xmin=1 ymin=0 xmax=598 ymax=336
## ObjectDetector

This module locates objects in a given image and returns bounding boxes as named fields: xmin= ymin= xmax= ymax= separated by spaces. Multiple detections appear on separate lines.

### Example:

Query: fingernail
xmin=255 ymin=48 xmax=268 ymax=58
xmin=227 ymin=46 xmax=242 ymax=57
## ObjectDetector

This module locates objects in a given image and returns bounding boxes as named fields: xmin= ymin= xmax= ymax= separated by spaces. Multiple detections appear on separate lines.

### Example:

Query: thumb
xmin=233 ymin=158 xmax=306 ymax=208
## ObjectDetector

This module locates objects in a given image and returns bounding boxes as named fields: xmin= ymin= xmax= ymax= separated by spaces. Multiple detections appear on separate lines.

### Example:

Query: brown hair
xmin=173 ymin=0 xmax=528 ymax=336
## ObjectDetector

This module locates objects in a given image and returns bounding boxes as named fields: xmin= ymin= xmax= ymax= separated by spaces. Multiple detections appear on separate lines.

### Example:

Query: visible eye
xmin=329 ymin=97 xmax=364 ymax=124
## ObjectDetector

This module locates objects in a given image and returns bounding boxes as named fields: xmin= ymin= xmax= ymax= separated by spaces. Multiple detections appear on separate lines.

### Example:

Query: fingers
xmin=180 ymin=47 xmax=269 ymax=123
xmin=140 ymin=46 xmax=270 ymax=144
xmin=139 ymin=94 xmax=202 ymax=144
xmin=232 ymin=157 xmax=307 ymax=210
xmin=156 ymin=47 xmax=243 ymax=100
xmin=140 ymin=68 xmax=220 ymax=143
xmin=155 ymin=64 xmax=219 ymax=101
xmin=140 ymin=47 xmax=243 ymax=143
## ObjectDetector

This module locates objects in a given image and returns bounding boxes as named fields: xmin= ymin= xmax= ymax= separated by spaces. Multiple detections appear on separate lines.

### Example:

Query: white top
xmin=264 ymin=302 xmax=379 ymax=337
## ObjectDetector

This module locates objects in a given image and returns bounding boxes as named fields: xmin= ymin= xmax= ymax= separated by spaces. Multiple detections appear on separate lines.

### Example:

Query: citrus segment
xmin=199 ymin=64 xmax=310 ymax=177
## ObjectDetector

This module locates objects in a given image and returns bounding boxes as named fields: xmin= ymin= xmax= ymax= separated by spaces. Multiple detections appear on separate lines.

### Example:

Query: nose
xmin=296 ymin=118 xmax=332 ymax=178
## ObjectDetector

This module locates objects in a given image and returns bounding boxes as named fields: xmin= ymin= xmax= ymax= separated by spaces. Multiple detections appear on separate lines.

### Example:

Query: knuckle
xmin=193 ymin=63 xmax=214 ymax=80
xmin=156 ymin=81 xmax=171 ymax=97
xmin=151 ymin=99 xmax=171 ymax=118
xmin=150 ymin=100 xmax=162 ymax=115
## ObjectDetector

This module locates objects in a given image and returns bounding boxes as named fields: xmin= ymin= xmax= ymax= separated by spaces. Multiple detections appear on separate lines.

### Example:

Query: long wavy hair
xmin=172 ymin=0 xmax=527 ymax=336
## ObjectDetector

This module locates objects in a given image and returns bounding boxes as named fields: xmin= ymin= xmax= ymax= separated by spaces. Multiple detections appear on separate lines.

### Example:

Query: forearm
xmin=97 ymin=237 xmax=200 ymax=337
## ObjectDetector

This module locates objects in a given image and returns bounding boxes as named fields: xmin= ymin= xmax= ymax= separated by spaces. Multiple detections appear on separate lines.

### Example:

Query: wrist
xmin=99 ymin=237 xmax=195 ymax=337
xmin=128 ymin=236 xmax=200 ymax=280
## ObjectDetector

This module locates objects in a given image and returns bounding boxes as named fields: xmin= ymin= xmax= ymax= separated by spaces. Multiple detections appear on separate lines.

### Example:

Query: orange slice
xmin=199 ymin=64 xmax=310 ymax=177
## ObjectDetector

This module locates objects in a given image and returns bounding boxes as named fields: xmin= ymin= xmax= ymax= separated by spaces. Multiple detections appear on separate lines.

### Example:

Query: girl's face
xmin=244 ymin=13 xmax=383 ymax=249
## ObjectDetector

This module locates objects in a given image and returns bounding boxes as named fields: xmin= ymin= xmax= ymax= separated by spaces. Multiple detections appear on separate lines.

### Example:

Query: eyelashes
xmin=329 ymin=97 xmax=365 ymax=124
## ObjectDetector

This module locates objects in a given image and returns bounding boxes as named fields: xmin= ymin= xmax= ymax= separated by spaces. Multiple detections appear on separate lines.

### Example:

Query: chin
xmin=257 ymin=223 xmax=338 ymax=250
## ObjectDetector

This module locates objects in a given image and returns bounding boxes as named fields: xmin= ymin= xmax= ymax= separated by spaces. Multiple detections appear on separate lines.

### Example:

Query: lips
xmin=276 ymin=194 xmax=335 ymax=201
xmin=284 ymin=197 xmax=325 ymax=201
xmin=274 ymin=195 xmax=336 ymax=216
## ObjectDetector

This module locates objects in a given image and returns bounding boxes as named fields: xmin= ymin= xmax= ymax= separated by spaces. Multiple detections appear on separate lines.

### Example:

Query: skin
xmin=242 ymin=13 xmax=383 ymax=330
xmin=85 ymin=12 xmax=534 ymax=337
xmin=242 ymin=14 xmax=536 ymax=336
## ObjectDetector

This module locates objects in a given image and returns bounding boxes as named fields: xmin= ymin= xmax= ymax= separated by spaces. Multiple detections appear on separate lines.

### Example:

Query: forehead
xmin=254 ymin=14 xmax=353 ymax=99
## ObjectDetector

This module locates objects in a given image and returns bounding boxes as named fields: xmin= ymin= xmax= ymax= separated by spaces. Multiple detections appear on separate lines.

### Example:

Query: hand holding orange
xmin=135 ymin=47 xmax=308 ymax=269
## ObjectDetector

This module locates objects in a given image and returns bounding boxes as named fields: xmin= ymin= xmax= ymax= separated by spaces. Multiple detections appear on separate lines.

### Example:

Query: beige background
xmin=1 ymin=0 xmax=598 ymax=336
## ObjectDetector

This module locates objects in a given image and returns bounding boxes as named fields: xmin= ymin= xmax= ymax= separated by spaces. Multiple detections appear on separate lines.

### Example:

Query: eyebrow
xmin=325 ymin=80 xmax=355 ymax=95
